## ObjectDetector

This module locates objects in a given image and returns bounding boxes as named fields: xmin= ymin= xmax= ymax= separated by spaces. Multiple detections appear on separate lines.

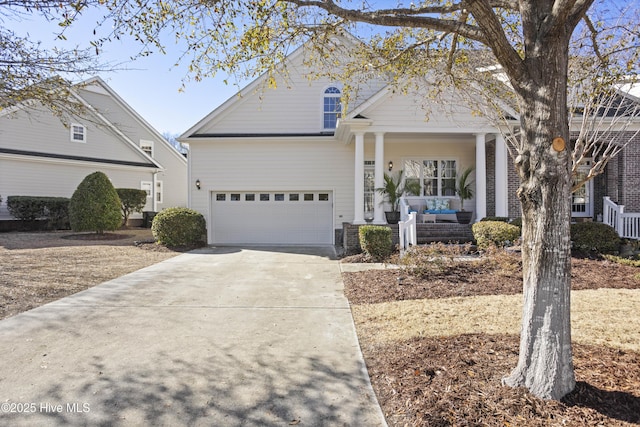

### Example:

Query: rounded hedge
xmin=69 ymin=171 xmax=122 ymax=234
xmin=359 ymin=225 xmax=393 ymax=261
xmin=472 ymin=220 xmax=521 ymax=250
xmin=152 ymin=207 xmax=207 ymax=247
xmin=570 ymin=222 xmax=621 ymax=254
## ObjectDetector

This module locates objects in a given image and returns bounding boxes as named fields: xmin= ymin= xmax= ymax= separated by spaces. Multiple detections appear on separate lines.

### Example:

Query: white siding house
xmin=0 ymin=77 xmax=187 ymax=222
xmin=181 ymin=41 xmax=640 ymax=246
xmin=180 ymin=42 xmax=511 ymax=246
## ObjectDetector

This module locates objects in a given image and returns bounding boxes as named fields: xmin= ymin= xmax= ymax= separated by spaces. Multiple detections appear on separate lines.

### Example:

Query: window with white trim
xmin=141 ymin=181 xmax=152 ymax=198
xmin=323 ymin=86 xmax=342 ymax=130
xmin=140 ymin=140 xmax=154 ymax=157
xmin=155 ymin=181 xmax=163 ymax=204
xmin=404 ymin=159 xmax=458 ymax=197
xmin=70 ymin=123 xmax=86 ymax=143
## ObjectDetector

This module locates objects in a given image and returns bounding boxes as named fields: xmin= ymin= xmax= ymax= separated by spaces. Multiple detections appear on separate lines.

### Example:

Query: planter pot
xmin=385 ymin=211 xmax=401 ymax=224
xmin=455 ymin=211 xmax=473 ymax=224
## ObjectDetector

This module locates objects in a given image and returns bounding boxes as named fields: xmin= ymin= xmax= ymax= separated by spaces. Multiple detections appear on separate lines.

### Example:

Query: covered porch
xmin=337 ymin=120 xmax=514 ymax=225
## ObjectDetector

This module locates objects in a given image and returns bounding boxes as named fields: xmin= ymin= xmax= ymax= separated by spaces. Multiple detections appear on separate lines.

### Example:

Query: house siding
xmin=0 ymin=107 xmax=145 ymax=164
xmin=188 ymin=137 xmax=355 ymax=243
xmin=79 ymin=85 xmax=188 ymax=210
xmin=0 ymin=156 xmax=156 ymax=218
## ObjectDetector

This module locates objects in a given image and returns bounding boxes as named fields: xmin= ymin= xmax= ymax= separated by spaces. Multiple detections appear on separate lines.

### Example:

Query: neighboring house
xmin=180 ymin=41 xmax=640 ymax=246
xmin=0 ymin=77 xmax=187 ymax=223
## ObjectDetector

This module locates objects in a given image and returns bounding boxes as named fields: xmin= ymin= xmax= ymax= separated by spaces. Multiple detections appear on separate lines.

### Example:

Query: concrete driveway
xmin=0 ymin=246 xmax=387 ymax=427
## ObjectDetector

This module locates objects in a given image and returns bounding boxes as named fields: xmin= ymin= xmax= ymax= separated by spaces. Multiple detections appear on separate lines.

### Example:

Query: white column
xmin=475 ymin=133 xmax=487 ymax=221
xmin=353 ymin=132 xmax=366 ymax=224
xmin=495 ymin=133 xmax=509 ymax=217
xmin=373 ymin=132 xmax=386 ymax=224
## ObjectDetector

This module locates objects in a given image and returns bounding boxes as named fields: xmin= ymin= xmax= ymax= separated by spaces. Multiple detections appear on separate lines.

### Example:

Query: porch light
xmin=195 ymin=179 xmax=201 ymax=190
xmin=388 ymin=161 xmax=393 ymax=171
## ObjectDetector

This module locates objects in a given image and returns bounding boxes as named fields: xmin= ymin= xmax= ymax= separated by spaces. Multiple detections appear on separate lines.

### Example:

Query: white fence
xmin=603 ymin=196 xmax=640 ymax=240
xmin=398 ymin=212 xmax=417 ymax=255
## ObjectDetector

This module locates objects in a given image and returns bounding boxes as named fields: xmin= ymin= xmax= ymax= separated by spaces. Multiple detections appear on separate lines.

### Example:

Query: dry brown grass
xmin=352 ymin=289 xmax=640 ymax=352
xmin=0 ymin=229 xmax=180 ymax=319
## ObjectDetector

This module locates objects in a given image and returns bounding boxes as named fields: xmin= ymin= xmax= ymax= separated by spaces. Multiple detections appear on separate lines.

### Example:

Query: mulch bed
xmin=343 ymin=255 xmax=640 ymax=305
xmin=364 ymin=334 xmax=640 ymax=427
xmin=343 ymin=253 xmax=640 ymax=426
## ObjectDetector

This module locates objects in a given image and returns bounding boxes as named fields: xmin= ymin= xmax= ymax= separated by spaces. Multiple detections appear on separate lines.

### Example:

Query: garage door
xmin=211 ymin=191 xmax=333 ymax=245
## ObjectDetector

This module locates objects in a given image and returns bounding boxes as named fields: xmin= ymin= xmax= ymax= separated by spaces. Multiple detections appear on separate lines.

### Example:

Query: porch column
xmin=495 ymin=133 xmax=509 ymax=217
xmin=373 ymin=132 xmax=386 ymax=224
xmin=353 ymin=132 xmax=366 ymax=224
xmin=475 ymin=133 xmax=487 ymax=220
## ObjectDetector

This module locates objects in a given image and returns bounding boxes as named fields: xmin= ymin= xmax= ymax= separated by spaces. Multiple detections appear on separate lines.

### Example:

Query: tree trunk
xmin=502 ymin=32 xmax=575 ymax=400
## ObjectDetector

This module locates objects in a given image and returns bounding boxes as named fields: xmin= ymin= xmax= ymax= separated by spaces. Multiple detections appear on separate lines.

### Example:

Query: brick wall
xmin=621 ymin=131 xmax=640 ymax=211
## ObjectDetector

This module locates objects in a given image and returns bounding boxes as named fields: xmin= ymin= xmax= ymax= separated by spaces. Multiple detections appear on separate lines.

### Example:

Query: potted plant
xmin=376 ymin=170 xmax=407 ymax=224
xmin=455 ymin=166 xmax=475 ymax=224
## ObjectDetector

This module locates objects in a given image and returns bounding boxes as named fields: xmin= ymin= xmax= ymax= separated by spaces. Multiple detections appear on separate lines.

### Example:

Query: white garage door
xmin=211 ymin=191 xmax=333 ymax=245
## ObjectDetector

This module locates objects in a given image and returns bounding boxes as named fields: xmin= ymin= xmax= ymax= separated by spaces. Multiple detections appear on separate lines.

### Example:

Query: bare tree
xmin=0 ymin=1 xmax=110 ymax=119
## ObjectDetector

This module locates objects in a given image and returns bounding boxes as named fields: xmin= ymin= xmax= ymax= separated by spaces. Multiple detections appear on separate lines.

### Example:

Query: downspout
xmin=152 ymin=171 xmax=159 ymax=212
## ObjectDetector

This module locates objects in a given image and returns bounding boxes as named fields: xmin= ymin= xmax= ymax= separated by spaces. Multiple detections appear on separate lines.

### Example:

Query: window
xmin=404 ymin=159 xmax=458 ymax=197
xmin=289 ymin=193 xmax=299 ymax=201
xmin=304 ymin=193 xmax=314 ymax=201
xmin=318 ymin=193 xmax=329 ymax=201
xmin=260 ymin=194 xmax=270 ymax=201
xmin=364 ymin=161 xmax=375 ymax=216
xmin=275 ymin=193 xmax=285 ymax=201
xmin=140 ymin=140 xmax=154 ymax=157
xmin=231 ymin=193 xmax=241 ymax=201
xmin=323 ymin=87 xmax=342 ymax=130
xmin=216 ymin=193 xmax=226 ymax=201
xmin=245 ymin=194 xmax=255 ymax=201
xmin=572 ymin=159 xmax=593 ymax=217
xmin=155 ymin=181 xmax=163 ymax=203
xmin=141 ymin=181 xmax=152 ymax=198
xmin=70 ymin=123 xmax=86 ymax=143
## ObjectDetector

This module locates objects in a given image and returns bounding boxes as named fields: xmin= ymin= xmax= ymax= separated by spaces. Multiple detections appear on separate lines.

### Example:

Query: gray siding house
xmin=0 ymin=77 xmax=187 ymax=223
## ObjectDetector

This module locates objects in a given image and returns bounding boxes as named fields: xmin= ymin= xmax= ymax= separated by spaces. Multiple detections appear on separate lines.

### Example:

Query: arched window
xmin=323 ymin=86 xmax=342 ymax=130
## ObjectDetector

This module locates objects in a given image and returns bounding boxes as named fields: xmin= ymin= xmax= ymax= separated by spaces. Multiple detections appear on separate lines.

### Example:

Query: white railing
xmin=603 ymin=196 xmax=640 ymax=239
xmin=398 ymin=212 xmax=417 ymax=256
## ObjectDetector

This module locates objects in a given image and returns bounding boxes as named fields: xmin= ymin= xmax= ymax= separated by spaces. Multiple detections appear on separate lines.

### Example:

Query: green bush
xmin=570 ymin=222 xmax=621 ymax=254
xmin=116 ymin=188 xmax=148 ymax=226
xmin=509 ymin=217 xmax=522 ymax=229
xmin=472 ymin=221 xmax=521 ymax=250
xmin=151 ymin=207 xmax=207 ymax=247
xmin=6 ymin=196 xmax=70 ymax=229
xmin=358 ymin=225 xmax=393 ymax=261
xmin=480 ymin=216 xmax=510 ymax=223
xmin=69 ymin=172 xmax=122 ymax=234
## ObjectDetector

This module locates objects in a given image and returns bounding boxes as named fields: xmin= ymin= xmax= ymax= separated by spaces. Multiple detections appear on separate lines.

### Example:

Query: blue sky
xmin=5 ymin=7 xmax=246 ymax=136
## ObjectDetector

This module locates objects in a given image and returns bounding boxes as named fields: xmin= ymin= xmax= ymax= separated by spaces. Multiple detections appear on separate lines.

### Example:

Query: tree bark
xmin=502 ymin=25 xmax=576 ymax=400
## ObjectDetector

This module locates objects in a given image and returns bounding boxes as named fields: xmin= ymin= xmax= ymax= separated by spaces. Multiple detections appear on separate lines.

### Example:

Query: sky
xmin=5 ymin=6 xmax=247 ymax=136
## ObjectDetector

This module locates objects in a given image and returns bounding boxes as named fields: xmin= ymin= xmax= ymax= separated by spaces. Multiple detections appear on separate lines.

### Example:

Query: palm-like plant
xmin=377 ymin=170 xmax=406 ymax=213
xmin=456 ymin=166 xmax=475 ymax=211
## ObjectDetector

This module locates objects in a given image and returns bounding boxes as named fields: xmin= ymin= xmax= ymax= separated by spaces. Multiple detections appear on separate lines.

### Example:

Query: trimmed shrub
xmin=116 ymin=188 xmax=148 ymax=226
xmin=570 ymin=222 xmax=621 ymax=254
xmin=358 ymin=225 xmax=393 ymax=261
xmin=480 ymin=216 xmax=510 ymax=223
xmin=509 ymin=217 xmax=522 ymax=229
xmin=6 ymin=196 xmax=70 ymax=229
xmin=69 ymin=172 xmax=122 ymax=234
xmin=472 ymin=221 xmax=521 ymax=250
xmin=151 ymin=207 xmax=206 ymax=247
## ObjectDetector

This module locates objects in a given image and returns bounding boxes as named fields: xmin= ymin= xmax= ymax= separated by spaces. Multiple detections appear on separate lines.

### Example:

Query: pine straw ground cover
xmin=342 ymin=247 xmax=640 ymax=426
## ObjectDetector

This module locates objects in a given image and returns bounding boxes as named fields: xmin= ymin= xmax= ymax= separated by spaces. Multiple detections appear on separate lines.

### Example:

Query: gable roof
xmin=80 ymin=77 xmax=187 ymax=165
